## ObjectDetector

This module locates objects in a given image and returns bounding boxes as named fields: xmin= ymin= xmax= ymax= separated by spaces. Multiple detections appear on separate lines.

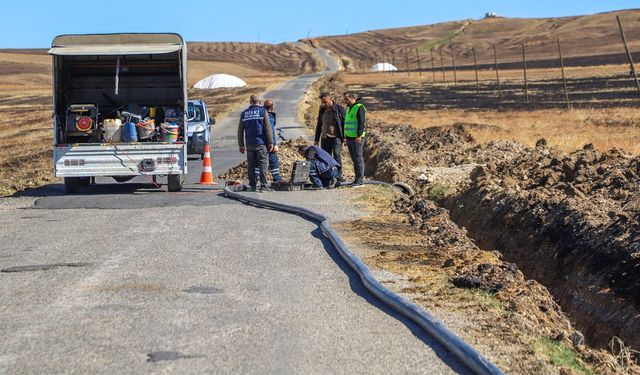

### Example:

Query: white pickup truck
xmin=49 ymin=33 xmax=188 ymax=193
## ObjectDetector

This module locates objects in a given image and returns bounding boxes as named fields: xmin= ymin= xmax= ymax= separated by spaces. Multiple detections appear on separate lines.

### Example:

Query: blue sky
xmin=2 ymin=1 xmax=638 ymax=48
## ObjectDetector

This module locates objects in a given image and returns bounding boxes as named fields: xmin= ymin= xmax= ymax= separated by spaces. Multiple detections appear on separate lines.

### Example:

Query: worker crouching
xmin=298 ymin=144 xmax=340 ymax=189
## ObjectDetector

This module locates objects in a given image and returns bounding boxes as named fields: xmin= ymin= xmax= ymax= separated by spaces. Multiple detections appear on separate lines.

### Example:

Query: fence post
xmin=440 ymin=48 xmax=446 ymax=83
xmin=392 ymin=51 xmax=396 ymax=76
xmin=522 ymin=43 xmax=529 ymax=102
xmin=472 ymin=46 xmax=479 ymax=92
xmin=557 ymin=38 xmax=571 ymax=109
xmin=617 ymin=15 xmax=640 ymax=95
xmin=450 ymin=41 xmax=458 ymax=85
xmin=430 ymin=49 xmax=436 ymax=82
xmin=405 ymin=48 xmax=410 ymax=76
xmin=493 ymin=45 xmax=501 ymax=97
xmin=415 ymin=48 xmax=422 ymax=77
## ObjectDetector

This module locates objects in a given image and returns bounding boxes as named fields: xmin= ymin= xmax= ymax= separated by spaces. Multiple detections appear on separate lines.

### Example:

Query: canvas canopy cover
xmin=193 ymin=74 xmax=247 ymax=89
xmin=370 ymin=62 xmax=398 ymax=72
xmin=48 ymin=33 xmax=184 ymax=55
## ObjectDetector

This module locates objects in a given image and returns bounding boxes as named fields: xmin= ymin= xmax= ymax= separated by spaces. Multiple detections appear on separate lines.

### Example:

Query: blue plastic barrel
xmin=122 ymin=122 xmax=138 ymax=142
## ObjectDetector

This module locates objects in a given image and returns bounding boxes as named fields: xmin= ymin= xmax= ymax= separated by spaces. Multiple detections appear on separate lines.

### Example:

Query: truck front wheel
xmin=167 ymin=174 xmax=183 ymax=192
xmin=64 ymin=177 xmax=80 ymax=194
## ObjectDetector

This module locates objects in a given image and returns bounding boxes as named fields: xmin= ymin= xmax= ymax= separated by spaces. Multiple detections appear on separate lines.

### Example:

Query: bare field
xmin=341 ymin=69 xmax=640 ymax=155
xmin=370 ymin=107 xmax=640 ymax=155
xmin=187 ymin=41 xmax=321 ymax=74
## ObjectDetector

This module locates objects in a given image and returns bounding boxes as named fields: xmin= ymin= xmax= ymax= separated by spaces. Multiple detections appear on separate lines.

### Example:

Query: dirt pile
xmin=364 ymin=119 xmax=640 ymax=363
xmin=218 ymin=138 xmax=355 ymax=183
xmin=365 ymin=121 xmax=525 ymax=191
xmin=395 ymin=196 xmax=584 ymax=343
xmin=447 ymin=141 xmax=640 ymax=351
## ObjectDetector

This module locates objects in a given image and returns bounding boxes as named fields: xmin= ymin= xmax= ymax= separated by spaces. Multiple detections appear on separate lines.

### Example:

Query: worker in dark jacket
xmin=298 ymin=144 xmax=340 ymax=189
xmin=314 ymin=92 xmax=345 ymax=182
xmin=263 ymin=99 xmax=283 ymax=183
xmin=238 ymin=94 xmax=274 ymax=192
xmin=342 ymin=92 xmax=366 ymax=187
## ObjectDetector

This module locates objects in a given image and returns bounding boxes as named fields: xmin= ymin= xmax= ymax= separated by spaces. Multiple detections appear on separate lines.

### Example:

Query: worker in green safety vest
xmin=342 ymin=92 xmax=366 ymax=187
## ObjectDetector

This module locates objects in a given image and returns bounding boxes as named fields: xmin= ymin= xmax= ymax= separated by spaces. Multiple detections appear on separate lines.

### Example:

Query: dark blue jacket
xmin=304 ymin=145 xmax=340 ymax=174
xmin=238 ymin=105 xmax=272 ymax=146
xmin=267 ymin=111 xmax=277 ymax=145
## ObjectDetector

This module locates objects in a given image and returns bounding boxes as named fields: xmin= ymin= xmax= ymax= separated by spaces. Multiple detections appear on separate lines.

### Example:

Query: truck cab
xmin=49 ymin=33 xmax=188 ymax=193
xmin=186 ymin=99 xmax=214 ymax=159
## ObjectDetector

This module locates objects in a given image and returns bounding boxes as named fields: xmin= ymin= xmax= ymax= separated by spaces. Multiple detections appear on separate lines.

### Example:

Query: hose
xmin=222 ymin=184 xmax=504 ymax=375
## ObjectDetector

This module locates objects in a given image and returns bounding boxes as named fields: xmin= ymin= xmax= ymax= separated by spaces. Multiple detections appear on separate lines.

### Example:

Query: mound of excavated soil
xmin=365 ymin=120 xmax=640 ymax=360
xmin=365 ymin=121 xmax=525 ymax=191
xmin=218 ymin=138 xmax=355 ymax=183
xmin=447 ymin=141 xmax=640 ymax=351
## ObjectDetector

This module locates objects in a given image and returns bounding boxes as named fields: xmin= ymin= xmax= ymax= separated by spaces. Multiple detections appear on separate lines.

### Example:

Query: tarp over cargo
xmin=193 ymin=74 xmax=247 ymax=89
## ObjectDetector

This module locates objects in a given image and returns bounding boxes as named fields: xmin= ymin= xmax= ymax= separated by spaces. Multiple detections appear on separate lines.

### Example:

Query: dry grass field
xmin=341 ymin=63 xmax=640 ymax=155
xmin=0 ymin=41 xmax=318 ymax=196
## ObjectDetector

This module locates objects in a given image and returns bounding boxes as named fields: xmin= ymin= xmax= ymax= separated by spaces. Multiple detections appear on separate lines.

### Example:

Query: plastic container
xmin=160 ymin=122 xmax=179 ymax=143
xmin=136 ymin=119 xmax=156 ymax=140
xmin=103 ymin=119 xmax=122 ymax=143
xmin=121 ymin=122 xmax=138 ymax=142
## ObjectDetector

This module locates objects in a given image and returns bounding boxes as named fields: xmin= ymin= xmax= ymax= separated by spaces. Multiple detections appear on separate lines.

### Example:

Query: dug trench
xmin=361 ymin=120 xmax=640 ymax=368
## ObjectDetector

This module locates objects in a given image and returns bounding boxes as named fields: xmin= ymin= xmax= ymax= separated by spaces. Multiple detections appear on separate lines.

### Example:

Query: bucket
xmin=103 ymin=119 xmax=122 ymax=143
xmin=160 ymin=122 xmax=179 ymax=143
xmin=121 ymin=122 xmax=138 ymax=142
xmin=136 ymin=119 xmax=156 ymax=140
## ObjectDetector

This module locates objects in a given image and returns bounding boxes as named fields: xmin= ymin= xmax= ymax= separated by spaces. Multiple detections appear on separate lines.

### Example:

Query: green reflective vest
xmin=344 ymin=102 xmax=365 ymax=138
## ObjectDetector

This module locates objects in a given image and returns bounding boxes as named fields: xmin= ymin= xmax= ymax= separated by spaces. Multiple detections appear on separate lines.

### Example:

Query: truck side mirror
xmin=209 ymin=118 xmax=216 ymax=125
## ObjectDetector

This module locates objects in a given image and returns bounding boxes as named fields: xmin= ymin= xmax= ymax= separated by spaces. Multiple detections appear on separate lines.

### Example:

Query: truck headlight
xmin=193 ymin=124 xmax=205 ymax=132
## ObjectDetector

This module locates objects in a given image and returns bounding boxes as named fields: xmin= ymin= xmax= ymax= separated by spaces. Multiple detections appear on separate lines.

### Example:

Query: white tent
xmin=193 ymin=74 xmax=247 ymax=89
xmin=370 ymin=62 xmax=398 ymax=72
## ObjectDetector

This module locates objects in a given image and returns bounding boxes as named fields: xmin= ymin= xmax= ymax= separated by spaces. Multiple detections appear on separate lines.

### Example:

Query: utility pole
xmin=617 ymin=15 xmax=640 ymax=95
xmin=522 ymin=43 xmax=529 ymax=102
xmin=472 ymin=46 xmax=479 ymax=92
xmin=557 ymin=38 xmax=571 ymax=109
xmin=493 ymin=45 xmax=501 ymax=97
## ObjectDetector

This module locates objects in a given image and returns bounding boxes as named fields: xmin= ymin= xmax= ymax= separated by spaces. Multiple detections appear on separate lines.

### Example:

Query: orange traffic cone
xmin=197 ymin=144 xmax=218 ymax=185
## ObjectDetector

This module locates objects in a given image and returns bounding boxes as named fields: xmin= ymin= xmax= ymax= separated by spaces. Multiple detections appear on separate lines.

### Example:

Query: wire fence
xmin=347 ymin=16 xmax=640 ymax=109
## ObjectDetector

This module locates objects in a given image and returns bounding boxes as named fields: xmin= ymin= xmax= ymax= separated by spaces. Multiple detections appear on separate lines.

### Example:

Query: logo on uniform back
xmin=242 ymin=109 xmax=263 ymax=121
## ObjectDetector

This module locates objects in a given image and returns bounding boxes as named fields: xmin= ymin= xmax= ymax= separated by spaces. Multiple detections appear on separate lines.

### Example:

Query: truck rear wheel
xmin=64 ymin=177 xmax=80 ymax=194
xmin=167 ymin=174 xmax=183 ymax=192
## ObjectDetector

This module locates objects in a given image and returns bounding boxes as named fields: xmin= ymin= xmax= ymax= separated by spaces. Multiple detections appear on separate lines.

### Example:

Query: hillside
xmin=0 ymin=41 xmax=320 ymax=83
xmin=305 ymin=9 xmax=640 ymax=69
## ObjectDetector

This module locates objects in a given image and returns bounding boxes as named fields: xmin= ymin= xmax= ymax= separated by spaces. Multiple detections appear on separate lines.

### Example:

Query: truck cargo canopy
xmin=48 ymin=44 xmax=181 ymax=56
xmin=48 ymin=33 xmax=184 ymax=56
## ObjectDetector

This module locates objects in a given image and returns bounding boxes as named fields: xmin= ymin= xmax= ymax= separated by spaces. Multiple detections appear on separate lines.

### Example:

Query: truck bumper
xmin=54 ymin=143 xmax=187 ymax=177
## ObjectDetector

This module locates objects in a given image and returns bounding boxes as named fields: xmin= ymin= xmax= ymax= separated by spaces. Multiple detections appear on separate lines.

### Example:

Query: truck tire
xmin=167 ymin=174 xmax=183 ymax=192
xmin=64 ymin=177 xmax=80 ymax=194
xmin=79 ymin=177 xmax=91 ymax=187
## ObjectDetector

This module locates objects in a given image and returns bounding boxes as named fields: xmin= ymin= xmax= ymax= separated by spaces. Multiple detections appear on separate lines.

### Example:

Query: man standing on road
xmin=314 ymin=92 xmax=345 ymax=183
xmin=343 ymin=92 xmax=366 ymax=187
xmin=238 ymin=94 xmax=274 ymax=192
xmin=262 ymin=99 xmax=284 ymax=185
xmin=298 ymin=144 xmax=340 ymax=189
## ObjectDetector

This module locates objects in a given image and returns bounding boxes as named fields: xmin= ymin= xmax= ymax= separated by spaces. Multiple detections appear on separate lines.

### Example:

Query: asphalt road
xmin=0 ymin=49 xmax=469 ymax=374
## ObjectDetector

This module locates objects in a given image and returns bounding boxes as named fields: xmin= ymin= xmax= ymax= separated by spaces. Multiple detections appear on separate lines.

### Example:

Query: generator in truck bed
xmin=49 ymin=33 xmax=188 ymax=193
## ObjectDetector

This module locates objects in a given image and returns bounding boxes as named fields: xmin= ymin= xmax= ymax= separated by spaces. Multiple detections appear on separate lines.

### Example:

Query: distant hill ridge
xmin=303 ymin=9 xmax=640 ymax=68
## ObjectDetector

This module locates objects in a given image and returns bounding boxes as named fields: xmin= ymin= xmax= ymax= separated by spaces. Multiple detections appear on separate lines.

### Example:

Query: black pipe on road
xmin=223 ymin=184 xmax=504 ymax=375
